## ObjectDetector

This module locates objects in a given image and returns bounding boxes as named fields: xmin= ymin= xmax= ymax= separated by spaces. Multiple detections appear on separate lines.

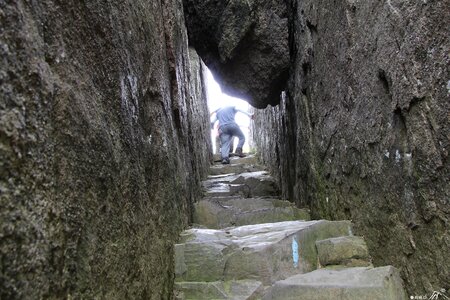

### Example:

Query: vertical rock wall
xmin=1 ymin=0 xmax=211 ymax=299
xmin=253 ymin=0 xmax=449 ymax=295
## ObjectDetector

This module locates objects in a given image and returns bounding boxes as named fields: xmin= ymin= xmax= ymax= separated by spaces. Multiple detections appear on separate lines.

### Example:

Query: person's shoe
xmin=235 ymin=147 xmax=246 ymax=158
xmin=221 ymin=158 xmax=230 ymax=164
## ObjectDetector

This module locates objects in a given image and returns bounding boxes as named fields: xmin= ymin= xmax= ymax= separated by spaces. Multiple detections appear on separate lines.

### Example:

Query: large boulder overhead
xmin=183 ymin=0 xmax=289 ymax=108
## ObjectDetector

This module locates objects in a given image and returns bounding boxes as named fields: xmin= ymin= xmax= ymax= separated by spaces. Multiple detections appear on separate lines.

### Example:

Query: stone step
xmin=194 ymin=197 xmax=310 ymax=229
xmin=213 ymin=154 xmax=260 ymax=165
xmin=175 ymin=220 xmax=352 ymax=285
xmin=315 ymin=236 xmax=371 ymax=268
xmin=175 ymin=280 xmax=263 ymax=300
xmin=203 ymin=171 xmax=279 ymax=198
xmin=209 ymin=157 xmax=265 ymax=176
xmin=264 ymin=266 xmax=407 ymax=300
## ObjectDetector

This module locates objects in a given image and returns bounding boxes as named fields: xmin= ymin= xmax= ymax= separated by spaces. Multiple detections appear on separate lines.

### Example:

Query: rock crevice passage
xmin=1 ymin=0 xmax=448 ymax=298
xmin=174 ymin=156 xmax=407 ymax=299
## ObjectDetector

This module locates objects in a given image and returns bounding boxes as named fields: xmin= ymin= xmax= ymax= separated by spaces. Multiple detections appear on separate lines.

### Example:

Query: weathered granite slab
xmin=194 ymin=197 xmax=310 ymax=229
xmin=175 ymin=280 xmax=263 ymax=300
xmin=264 ymin=266 xmax=407 ymax=300
xmin=316 ymin=236 xmax=370 ymax=267
xmin=175 ymin=220 xmax=352 ymax=284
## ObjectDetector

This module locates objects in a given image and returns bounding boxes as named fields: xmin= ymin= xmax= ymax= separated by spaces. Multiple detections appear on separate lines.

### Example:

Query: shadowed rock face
xmin=183 ymin=0 xmax=289 ymax=108
xmin=0 ymin=1 xmax=211 ymax=299
xmin=252 ymin=0 xmax=449 ymax=295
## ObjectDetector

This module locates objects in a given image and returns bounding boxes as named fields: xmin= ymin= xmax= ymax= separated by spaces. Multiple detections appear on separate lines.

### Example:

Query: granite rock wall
xmin=253 ymin=0 xmax=449 ymax=295
xmin=0 ymin=0 xmax=211 ymax=299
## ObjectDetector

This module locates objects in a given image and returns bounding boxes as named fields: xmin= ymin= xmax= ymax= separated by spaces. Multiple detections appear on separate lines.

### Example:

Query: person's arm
xmin=210 ymin=114 xmax=218 ymax=129
xmin=235 ymin=108 xmax=254 ymax=120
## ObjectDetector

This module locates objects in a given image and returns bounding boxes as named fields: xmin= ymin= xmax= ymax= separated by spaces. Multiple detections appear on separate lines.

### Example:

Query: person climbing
xmin=210 ymin=106 xmax=254 ymax=164
xmin=210 ymin=111 xmax=236 ymax=154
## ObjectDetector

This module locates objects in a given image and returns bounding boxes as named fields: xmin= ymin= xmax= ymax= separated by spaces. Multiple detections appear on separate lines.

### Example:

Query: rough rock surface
xmin=183 ymin=0 xmax=289 ymax=108
xmin=194 ymin=196 xmax=310 ymax=229
xmin=175 ymin=280 xmax=263 ymax=300
xmin=315 ymin=236 xmax=370 ymax=267
xmin=175 ymin=220 xmax=352 ymax=284
xmin=265 ymin=266 xmax=406 ymax=300
xmin=175 ymin=155 xmax=406 ymax=299
xmin=203 ymin=170 xmax=280 ymax=198
xmin=0 ymin=1 xmax=211 ymax=299
xmin=252 ymin=0 xmax=449 ymax=295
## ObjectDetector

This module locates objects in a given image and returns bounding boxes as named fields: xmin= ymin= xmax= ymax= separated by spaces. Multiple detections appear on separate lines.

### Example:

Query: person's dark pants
xmin=219 ymin=123 xmax=245 ymax=159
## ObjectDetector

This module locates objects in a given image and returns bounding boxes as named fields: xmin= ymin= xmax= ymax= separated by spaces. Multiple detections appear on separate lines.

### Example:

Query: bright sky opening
xmin=205 ymin=67 xmax=252 ymax=153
